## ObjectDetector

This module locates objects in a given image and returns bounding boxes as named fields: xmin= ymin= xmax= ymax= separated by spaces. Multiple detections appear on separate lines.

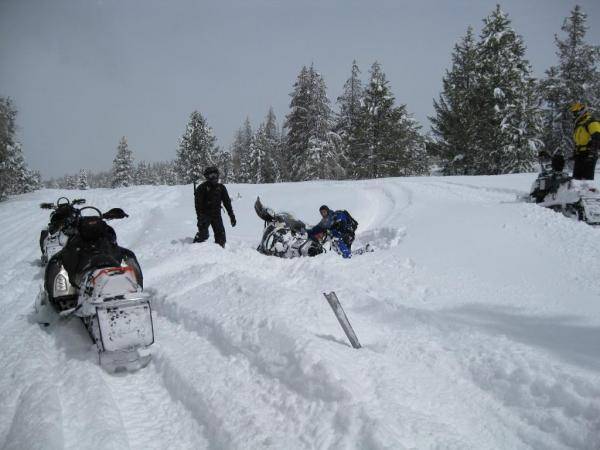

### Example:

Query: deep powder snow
xmin=0 ymin=175 xmax=599 ymax=449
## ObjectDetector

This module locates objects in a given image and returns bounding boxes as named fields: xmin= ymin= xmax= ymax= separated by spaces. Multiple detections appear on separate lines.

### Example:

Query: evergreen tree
xmin=430 ymin=28 xmax=482 ymax=175
xmin=66 ymin=174 xmax=78 ymax=190
xmin=284 ymin=64 xmax=337 ymax=180
xmin=284 ymin=65 xmax=311 ymax=180
xmin=336 ymin=60 xmax=364 ymax=177
xmin=111 ymin=137 xmax=135 ymax=187
xmin=175 ymin=111 xmax=218 ymax=184
xmin=0 ymin=97 xmax=39 ymax=198
xmin=359 ymin=62 xmax=426 ymax=178
xmin=474 ymin=5 xmax=542 ymax=173
xmin=237 ymin=118 xmax=254 ymax=182
xmin=250 ymin=125 xmax=277 ymax=183
xmin=135 ymin=161 xmax=153 ymax=185
xmin=540 ymin=5 xmax=600 ymax=155
xmin=152 ymin=161 xmax=178 ymax=185
xmin=77 ymin=169 xmax=89 ymax=190
xmin=250 ymin=108 xmax=280 ymax=183
xmin=0 ymin=97 xmax=17 ymax=200
xmin=264 ymin=107 xmax=281 ymax=182
xmin=216 ymin=151 xmax=233 ymax=183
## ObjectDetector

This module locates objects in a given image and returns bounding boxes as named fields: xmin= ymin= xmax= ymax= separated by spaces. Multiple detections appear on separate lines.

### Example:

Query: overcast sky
xmin=1 ymin=0 xmax=599 ymax=178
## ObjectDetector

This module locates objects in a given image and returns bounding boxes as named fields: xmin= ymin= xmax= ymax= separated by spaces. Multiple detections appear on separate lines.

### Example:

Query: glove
xmin=230 ymin=215 xmax=237 ymax=227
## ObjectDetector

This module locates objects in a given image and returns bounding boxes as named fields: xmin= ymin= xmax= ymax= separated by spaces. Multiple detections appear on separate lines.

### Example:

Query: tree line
xmin=2 ymin=4 xmax=599 ymax=196
xmin=431 ymin=5 xmax=599 ymax=175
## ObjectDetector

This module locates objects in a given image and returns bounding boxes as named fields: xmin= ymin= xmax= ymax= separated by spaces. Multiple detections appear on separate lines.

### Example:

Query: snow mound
xmin=1 ymin=174 xmax=599 ymax=449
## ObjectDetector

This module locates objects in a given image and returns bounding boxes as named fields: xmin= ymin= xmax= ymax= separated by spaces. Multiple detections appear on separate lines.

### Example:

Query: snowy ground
xmin=1 ymin=174 xmax=599 ymax=449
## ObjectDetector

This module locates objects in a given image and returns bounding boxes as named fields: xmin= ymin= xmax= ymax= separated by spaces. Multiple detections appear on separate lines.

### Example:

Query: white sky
xmin=1 ymin=0 xmax=599 ymax=177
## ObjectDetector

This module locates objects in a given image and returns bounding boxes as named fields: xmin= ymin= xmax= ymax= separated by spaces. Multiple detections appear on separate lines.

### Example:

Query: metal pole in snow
xmin=323 ymin=292 xmax=361 ymax=349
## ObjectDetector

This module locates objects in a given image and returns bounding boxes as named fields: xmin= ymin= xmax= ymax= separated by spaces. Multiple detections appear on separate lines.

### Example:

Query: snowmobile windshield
xmin=274 ymin=212 xmax=306 ymax=234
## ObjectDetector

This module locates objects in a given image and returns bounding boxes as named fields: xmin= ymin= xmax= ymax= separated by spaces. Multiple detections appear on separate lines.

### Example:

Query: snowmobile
xmin=255 ymin=197 xmax=324 ymax=258
xmin=39 ymin=197 xmax=86 ymax=264
xmin=254 ymin=197 xmax=371 ymax=258
xmin=36 ymin=206 xmax=154 ymax=372
xmin=528 ymin=152 xmax=600 ymax=225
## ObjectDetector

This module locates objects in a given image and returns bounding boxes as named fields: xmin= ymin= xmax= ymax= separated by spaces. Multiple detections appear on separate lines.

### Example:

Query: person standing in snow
xmin=570 ymin=102 xmax=600 ymax=180
xmin=194 ymin=166 xmax=236 ymax=247
xmin=307 ymin=205 xmax=358 ymax=258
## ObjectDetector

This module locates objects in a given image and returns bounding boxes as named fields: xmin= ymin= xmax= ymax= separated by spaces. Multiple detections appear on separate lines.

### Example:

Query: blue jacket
xmin=308 ymin=210 xmax=354 ymax=237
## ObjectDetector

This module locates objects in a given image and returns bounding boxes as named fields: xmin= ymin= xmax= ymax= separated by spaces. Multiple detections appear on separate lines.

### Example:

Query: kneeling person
xmin=308 ymin=205 xmax=357 ymax=258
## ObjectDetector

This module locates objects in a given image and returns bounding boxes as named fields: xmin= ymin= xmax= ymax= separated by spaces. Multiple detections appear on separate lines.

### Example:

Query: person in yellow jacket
xmin=570 ymin=102 xmax=600 ymax=180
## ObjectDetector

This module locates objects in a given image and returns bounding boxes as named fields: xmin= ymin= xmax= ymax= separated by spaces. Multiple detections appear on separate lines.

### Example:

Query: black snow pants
xmin=196 ymin=213 xmax=226 ymax=247
xmin=573 ymin=152 xmax=597 ymax=180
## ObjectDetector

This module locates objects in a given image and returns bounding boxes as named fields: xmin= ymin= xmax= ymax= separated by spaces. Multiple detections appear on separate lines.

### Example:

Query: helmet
xmin=569 ymin=102 xmax=587 ymax=121
xmin=203 ymin=166 xmax=219 ymax=180
xmin=319 ymin=205 xmax=330 ymax=213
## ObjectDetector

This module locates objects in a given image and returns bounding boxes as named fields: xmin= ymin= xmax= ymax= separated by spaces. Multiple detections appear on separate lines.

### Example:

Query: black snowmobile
xmin=36 ymin=206 xmax=154 ymax=372
xmin=254 ymin=197 xmax=324 ymax=258
xmin=39 ymin=197 xmax=86 ymax=264
xmin=528 ymin=152 xmax=600 ymax=225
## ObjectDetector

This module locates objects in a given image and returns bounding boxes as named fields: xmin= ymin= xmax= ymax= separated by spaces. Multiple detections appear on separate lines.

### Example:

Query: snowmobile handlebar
xmin=41 ymin=197 xmax=86 ymax=209
xmin=77 ymin=206 xmax=128 ymax=220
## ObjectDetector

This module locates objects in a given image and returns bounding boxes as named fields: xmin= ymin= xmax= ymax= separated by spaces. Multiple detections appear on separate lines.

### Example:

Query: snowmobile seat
xmin=79 ymin=217 xmax=109 ymax=242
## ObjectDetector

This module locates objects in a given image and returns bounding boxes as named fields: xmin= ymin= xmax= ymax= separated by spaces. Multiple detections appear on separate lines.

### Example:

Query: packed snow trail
xmin=0 ymin=175 xmax=599 ymax=449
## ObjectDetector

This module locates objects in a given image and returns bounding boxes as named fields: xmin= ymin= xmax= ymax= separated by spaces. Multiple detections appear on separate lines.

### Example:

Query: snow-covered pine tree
xmin=284 ymin=64 xmax=337 ymax=180
xmin=159 ymin=161 xmax=178 ymax=185
xmin=237 ymin=118 xmax=254 ymax=183
xmin=77 ymin=169 xmax=89 ymax=190
xmin=0 ymin=97 xmax=39 ymax=198
xmin=284 ymin=66 xmax=311 ymax=181
xmin=4 ymin=142 xmax=39 ymax=194
xmin=264 ymin=107 xmax=282 ymax=182
xmin=250 ymin=108 xmax=280 ymax=183
xmin=229 ymin=130 xmax=243 ymax=183
xmin=336 ymin=60 xmax=364 ymax=178
xmin=474 ymin=5 xmax=542 ymax=174
xmin=175 ymin=111 xmax=219 ymax=184
xmin=216 ymin=150 xmax=233 ymax=183
xmin=540 ymin=5 xmax=600 ymax=155
xmin=359 ymin=62 xmax=425 ymax=178
xmin=135 ymin=161 xmax=153 ymax=185
xmin=0 ymin=97 xmax=16 ymax=200
xmin=66 ymin=174 xmax=78 ymax=190
xmin=111 ymin=136 xmax=135 ymax=188
xmin=430 ymin=27 xmax=482 ymax=175
xmin=250 ymin=123 xmax=274 ymax=183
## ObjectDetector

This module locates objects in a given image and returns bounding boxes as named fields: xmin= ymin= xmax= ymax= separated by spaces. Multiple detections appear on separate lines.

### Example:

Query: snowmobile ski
xmin=323 ymin=291 xmax=361 ymax=349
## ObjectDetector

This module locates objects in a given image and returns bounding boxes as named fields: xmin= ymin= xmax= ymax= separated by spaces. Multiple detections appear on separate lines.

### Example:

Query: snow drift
xmin=0 ymin=174 xmax=599 ymax=449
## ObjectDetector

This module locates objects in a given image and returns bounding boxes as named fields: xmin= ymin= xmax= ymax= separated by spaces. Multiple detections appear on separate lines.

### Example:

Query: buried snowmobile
xmin=39 ymin=197 xmax=86 ymax=264
xmin=527 ymin=152 xmax=600 ymax=225
xmin=255 ymin=197 xmax=324 ymax=258
xmin=36 ymin=206 xmax=154 ymax=372
xmin=254 ymin=197 xmax=370 ymax=258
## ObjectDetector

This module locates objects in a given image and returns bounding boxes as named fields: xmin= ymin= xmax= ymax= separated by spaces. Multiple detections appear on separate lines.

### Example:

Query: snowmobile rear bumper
xmin=95 ymin=299 xmax=155 ymax=353
xmin=579 ymin=197 xmax=600 ymax=224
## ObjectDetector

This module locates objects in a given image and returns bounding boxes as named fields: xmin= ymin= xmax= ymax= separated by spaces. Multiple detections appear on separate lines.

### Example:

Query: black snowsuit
xmin=194 ymin=181 xmax=235 ymax=247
